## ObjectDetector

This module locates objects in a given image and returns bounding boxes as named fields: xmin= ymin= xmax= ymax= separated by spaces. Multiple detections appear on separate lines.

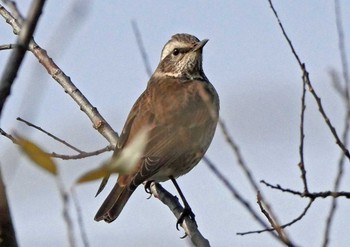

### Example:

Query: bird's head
xmin=155 ymin=33 xmax=208 ymax=80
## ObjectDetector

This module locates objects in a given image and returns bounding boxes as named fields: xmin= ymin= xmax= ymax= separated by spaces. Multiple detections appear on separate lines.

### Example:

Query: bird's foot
xmin=176 ymin=207 xmax=196 ymax=231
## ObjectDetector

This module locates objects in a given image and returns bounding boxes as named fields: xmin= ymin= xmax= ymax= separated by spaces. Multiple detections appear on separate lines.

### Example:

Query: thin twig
xmin=51 ymin=146 xmax=112 ymax=160
xmin=56 ymin=174 xmax=76 ymax=247
xmin=239 ymin=198 xmax=314 ymax=235
xmin=268 ymin=0 xmax=350 ymax=161
xmin=257 ymin=192 xmax=295 ymax=247
xmin=203 ymin=157 xmax=281 ymax=242
xmin=298 ymin=78 xmax=309 ymax=194
xmin=329 ymin=69 xmax=345 ymax=97
xmin=0 ymin=43 xmax=16 ymax=50
xmin=0 ymin=127 xmax=17 ymax=143
xmin=334 ymin=1 xmax=350 ymax=92
xmin=219 ymin=119 xmax=260 ymax=192
xmin=0 ymin=0 xmax=47 ymax=117
xmin=323 ymin=1 xmax=350 ymax=246
xmin=71 ymin=188 xmax=90 ymax=247
xmin=17 ymin=117 xmax=85 ymax=153
xmin=1 ymin=127 xmax=112 ymax=159
xmin=261 ymin=180 xmax=350 ymax=199
xmin=131 ymin=20 xmax=153 ymax=77
xmin=323 ymin=101 xmax=350 ymax=247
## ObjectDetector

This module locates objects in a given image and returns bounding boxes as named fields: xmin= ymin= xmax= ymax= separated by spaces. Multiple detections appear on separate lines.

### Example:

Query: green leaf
xmin=17 ymin=135 xmax=58 ymax=175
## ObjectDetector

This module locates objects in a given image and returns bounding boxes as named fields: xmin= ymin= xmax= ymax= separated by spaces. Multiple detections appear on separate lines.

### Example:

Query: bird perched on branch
xmin=95 ymin=33 xmax=219 ymax=225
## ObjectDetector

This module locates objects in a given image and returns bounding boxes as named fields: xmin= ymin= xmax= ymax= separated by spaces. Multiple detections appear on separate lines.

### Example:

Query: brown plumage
xmin=95 ymin=33 xmax=219 ymax=223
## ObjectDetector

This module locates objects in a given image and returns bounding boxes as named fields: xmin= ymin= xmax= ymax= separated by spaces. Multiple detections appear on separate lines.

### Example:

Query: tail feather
xmin=94 ymin=182 xmax=134 ymax=222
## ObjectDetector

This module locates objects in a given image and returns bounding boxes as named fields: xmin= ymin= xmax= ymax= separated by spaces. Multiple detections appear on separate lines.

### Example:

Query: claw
xmin=144 ymin=181 xmax=153 ymax=199
xmin=176 ymin=207 xmax=196 ymax=230
xmin=180 ymin=232 xmax=188 ymax=239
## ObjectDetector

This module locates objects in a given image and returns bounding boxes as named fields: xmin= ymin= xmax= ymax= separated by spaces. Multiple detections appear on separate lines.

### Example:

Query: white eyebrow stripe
xmin=160 ymin=41 xmax=191 ymax=60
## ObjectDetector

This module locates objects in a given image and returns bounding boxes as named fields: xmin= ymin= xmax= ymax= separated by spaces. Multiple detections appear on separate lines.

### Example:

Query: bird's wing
xmin=95 ymin=90 xmax=150 ymax=196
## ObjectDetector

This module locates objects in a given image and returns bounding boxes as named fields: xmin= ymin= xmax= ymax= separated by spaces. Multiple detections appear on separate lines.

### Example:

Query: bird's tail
xmin=94 ymin=182 xmax=135 ymax=223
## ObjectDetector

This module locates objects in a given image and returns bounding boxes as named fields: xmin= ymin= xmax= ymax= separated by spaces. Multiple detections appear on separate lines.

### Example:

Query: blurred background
xmin=1 ymin=1 xmax=350 ymax=246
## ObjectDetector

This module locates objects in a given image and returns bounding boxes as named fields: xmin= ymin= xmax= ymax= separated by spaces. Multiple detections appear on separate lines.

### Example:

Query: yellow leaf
xmin=17 ymin=135 xmax=57 ymax=175
xmin=77 ymin=167 xmax=109 ymax=183
xmin=76 ymin=127 xmax=149 ymax=184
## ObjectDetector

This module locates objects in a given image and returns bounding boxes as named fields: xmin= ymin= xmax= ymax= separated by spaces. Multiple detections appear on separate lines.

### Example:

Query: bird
xmin=94 ymin=33 xmax=220 ymax=224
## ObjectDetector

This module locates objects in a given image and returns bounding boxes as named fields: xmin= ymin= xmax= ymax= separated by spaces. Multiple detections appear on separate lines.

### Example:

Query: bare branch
xmin=150 ymin=182 xmax=210 ymax=247
xmin=257 ymin=192 xmax=295 ymax=247
xmin=329 ymin=69 xmax=346 ymax=98
xmin=2 ymin=0 xmax=24 ymax=23
xmin=268 ymin=0 xmax=350 ymax=161
xmin=0 ymin=43 xmax=16 ymax=50
xmin=323 ymin=1 xmax=350 ymax=246
xmin=17 ymin=117 xmax=85 ymax=153
xmin=131 ymin=20 xmax=153 ymax=77
xmin=239 ymin=199 xmax=314 ymax=235
xmin=334 ymin=1 xmax=350 ymax=92
xmin=219 ymin=119 xmax=260 ymax=192
xmin=298 ymin=79 xmax=309 ymax=194
xmin=203 ymin=157 xmax=283 ymax=242
xmin=1 ymin=127 xmax=112 ymax=159
xmin=56 ymin=176 xmax=76 ymax=247
xmin=71 ymin=188 xmax=90 ymax=247
xmin=0 ymin=167 xmax=18 ymax=247
xmin=0 ymin=5 xmax=119 ymax=146
xmin=50 ymin=146 xmax=112 ymax=160
xmin=0 ymin=0 xmax=46 ymax=117
xmin=0 ymin=127 xmax=17 ymax=143
xmin=261 ymin=180 xmax=350 ymax=199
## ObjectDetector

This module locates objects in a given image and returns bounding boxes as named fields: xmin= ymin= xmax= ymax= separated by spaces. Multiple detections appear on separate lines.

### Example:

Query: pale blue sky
xmin=1 ymin=1 xmax=350 ymax=246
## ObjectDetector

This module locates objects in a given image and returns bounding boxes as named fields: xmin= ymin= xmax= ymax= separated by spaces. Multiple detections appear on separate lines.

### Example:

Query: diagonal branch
xmin=150 ymin=182 xmax=210 ymax=247
xmin=203 ymin=157 xmax=283 ymax=242
xmin=0 ymin=0 xmax=46 ymax=117
xmin=323 ymin=1 xmax=350 ymax=246
xmin=0 ymin=166 xmax=18 ymax=247
xmin=218 ymin=119 xmax=260 ymax=193
xmin=257 ymin=192 xmax=295 ymax=247
xmin=239 ymin=198 xmax=314 ymax=235
xmin=268 ymin=0 xmax=350 ymax=161
xmin=17 ymin=117 xmax=85 ymax=153
xmin=0 ymin=4 xmax=119 ymax=146
xmin=131 ymin=20 xmax=152 ymax=77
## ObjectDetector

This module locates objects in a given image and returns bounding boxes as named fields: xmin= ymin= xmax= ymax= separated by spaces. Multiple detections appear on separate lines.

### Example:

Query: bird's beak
xmin=193 ymin=39 xmax=209 ymax=52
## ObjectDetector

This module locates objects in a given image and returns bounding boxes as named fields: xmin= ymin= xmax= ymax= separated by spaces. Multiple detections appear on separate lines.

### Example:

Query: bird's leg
xmin=169 ymin=176 xmax=196 ymax=230
xmin=144 ymin=181 xmax=153 ymax=199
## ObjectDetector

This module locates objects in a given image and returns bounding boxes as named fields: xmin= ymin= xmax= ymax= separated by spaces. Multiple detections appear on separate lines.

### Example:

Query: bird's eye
xmin=172 ymin=48 xmax=179 ymax=56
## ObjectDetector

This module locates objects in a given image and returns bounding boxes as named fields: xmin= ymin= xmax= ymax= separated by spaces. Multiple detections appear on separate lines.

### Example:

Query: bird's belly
xmin=147 ymin=150 xmax=204 ymax=182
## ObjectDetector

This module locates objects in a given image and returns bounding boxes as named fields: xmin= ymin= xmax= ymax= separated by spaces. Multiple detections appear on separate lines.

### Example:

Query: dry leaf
xmin=77 ymin=127 xmax=148 ymax=184
xmin=17 ymin=135 xmax=57 ymax=175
